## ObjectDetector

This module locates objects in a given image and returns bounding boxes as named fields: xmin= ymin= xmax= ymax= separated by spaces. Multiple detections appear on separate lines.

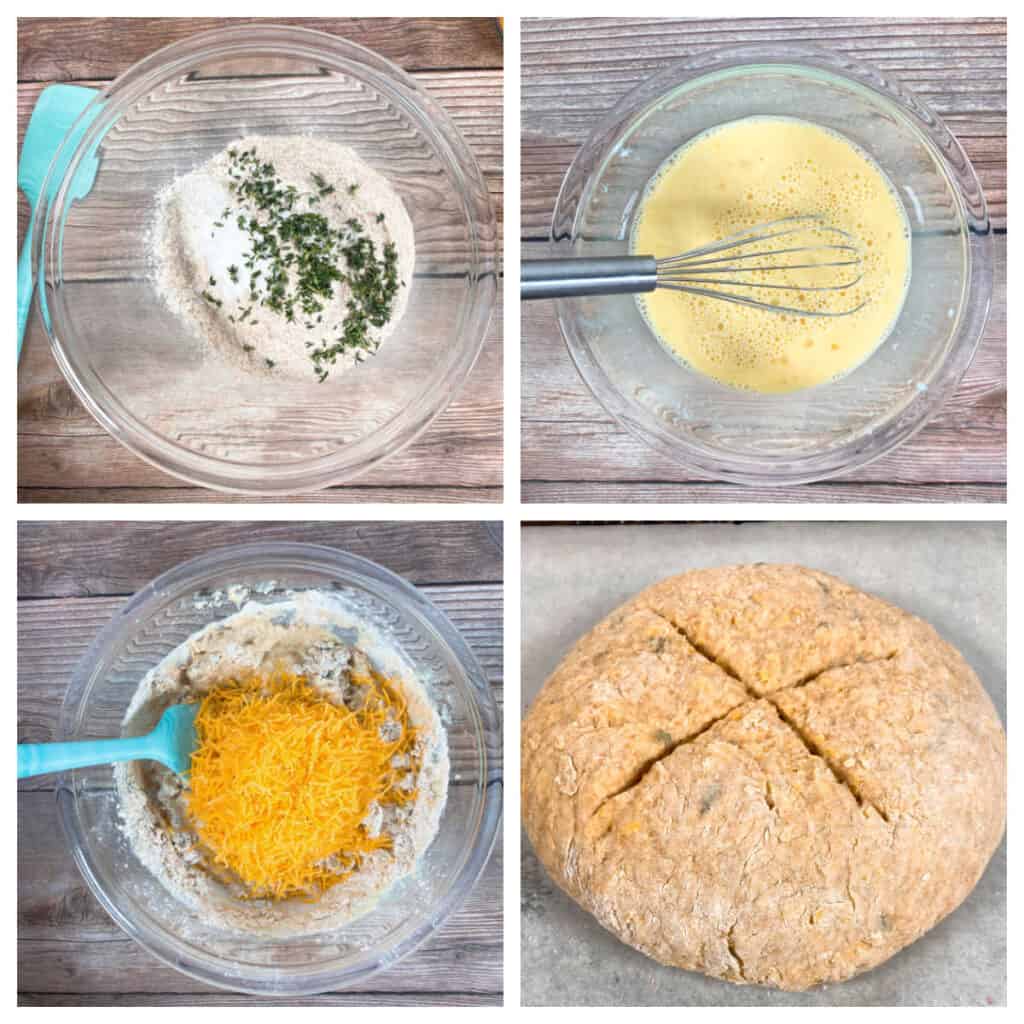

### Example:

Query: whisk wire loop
xmin=653 ymin=215 xmax=867 ymax=317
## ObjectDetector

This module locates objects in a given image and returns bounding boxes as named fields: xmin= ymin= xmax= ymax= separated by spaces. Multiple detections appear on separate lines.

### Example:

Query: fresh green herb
xmin=206 ymin=147 xmax=403 ymax=380
xmin=311 ymin=172 xmax=335 ymax=198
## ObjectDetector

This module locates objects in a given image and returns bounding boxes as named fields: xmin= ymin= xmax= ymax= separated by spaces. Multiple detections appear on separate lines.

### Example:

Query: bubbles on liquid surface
xmin=632 ymin=116 xmax=912 ymax=393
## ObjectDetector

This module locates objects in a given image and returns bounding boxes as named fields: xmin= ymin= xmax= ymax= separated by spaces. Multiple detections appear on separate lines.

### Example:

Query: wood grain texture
xmin=17 ymin=520 xmax=502 ymax=596
xmin=521 ymin=18 xmax=1006 ymax=503
xmin=18 ymin=295 xmax=502 ymax=503
xmin=17 ymin=486 xmax=502 ymax=504
xmin=20 ymin=993 xmax=501 ymax=1006
xmin=17 ymin=522 xmax=503 ymax=1003
xmin=17 ymin=18 xmax=503 ymax=504
xmin=522 ymin=17 xmax=1006 ymax=233
xmin=522 ymin=482 xmax=1005 ymax=503
xmin=17 ymin=17 xmax=504 ymax=81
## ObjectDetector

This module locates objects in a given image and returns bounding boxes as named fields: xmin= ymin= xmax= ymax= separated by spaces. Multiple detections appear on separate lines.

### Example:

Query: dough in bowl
xmin=521 ymin=564 xmax=1006 ymax=991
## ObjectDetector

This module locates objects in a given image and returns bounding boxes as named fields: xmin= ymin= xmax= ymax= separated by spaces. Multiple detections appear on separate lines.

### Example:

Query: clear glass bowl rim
xmin=551 ymin=42 xmax=994 ymax=486
xmin=33 ymin=24 xmax=497 ymax=495
xmin=56 ymin=541 xmax=503 ymax=996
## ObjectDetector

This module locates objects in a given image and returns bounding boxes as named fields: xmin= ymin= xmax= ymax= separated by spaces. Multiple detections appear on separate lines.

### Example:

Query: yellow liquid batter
xmin=631 ymin=117 xmax=911 ymax=393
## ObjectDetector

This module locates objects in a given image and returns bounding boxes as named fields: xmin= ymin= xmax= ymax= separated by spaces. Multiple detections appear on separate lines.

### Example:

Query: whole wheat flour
xmin=151 ymin=135 xmax=415 ymax=382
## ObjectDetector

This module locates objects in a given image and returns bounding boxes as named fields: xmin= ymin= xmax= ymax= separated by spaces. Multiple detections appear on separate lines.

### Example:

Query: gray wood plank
xmin=17 ymin=521 xmax=503 ymax=597
xmin=20 ymin=992 xmax=502 ymax=1006
xmin=521 ymin=482 xmax=1005 ymax=504
xmin=522 ymin=18 xmax=1006 ymax=233
xmin=18 ymin=486 xmax=503 ymax=503
xmin=521 ymin=407 xmax=1006 ymax=487
xmin=18 ymin=17 xmax=504 ymax=82
xmin=17 ymin=790 xmax=502 ymax=997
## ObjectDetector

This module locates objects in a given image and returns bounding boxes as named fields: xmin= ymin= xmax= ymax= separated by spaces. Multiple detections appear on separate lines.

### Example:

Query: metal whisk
xmin=521 ymin=215 xmax=867 ymax=317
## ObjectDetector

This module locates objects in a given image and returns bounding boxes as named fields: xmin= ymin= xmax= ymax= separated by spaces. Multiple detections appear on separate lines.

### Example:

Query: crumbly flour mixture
xmin=114 ymin=592 xmax=447 ymax=937
xmin=152 ymin=135 xmax=415 ymax=381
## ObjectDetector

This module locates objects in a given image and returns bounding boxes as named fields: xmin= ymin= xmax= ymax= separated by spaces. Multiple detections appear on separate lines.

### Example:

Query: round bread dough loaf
xmin=522 ymin=564 xmax=1005 ymax=991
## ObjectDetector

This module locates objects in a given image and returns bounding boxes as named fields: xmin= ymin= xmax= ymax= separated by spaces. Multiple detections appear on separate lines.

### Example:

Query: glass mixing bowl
xmin=33 ymin=25 xmax=496 ymax=494
xmin=551 ymin=44 xmax=993 ymax=485
xmin=56 ymin=543 xmax=502 ymax=995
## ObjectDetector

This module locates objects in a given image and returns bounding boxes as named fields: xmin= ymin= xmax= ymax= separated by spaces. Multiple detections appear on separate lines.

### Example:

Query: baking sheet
xmin=521 ymin=522 xmax=1006 ymax=1006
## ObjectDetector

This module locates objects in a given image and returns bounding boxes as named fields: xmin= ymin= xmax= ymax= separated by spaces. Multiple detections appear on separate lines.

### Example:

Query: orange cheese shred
xmin=185 ymin=668 xmax=418 ymax=901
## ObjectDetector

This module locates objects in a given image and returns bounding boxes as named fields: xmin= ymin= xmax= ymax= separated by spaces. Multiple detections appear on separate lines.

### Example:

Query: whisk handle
xmin=521 ymin=256 xmax=657 ymax=300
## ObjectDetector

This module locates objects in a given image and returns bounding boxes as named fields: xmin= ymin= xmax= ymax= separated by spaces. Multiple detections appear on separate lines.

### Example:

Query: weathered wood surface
xmin=18 ymin=520 xmax=502 ymax=596
xmin=522 ymin=17 xmax=1006 ymax=234
xmin=521 ymin=18 xmax=1006 ymax=503
xmin=522 ymin=482 xmax=1005 ymax=503
xmin=17 ymin=17 xmax=504 ymax=81
xmin=18 ymin=522 xmax=503 ymax=1004
xmin=19 ymin=294 xmax=503 ymax=504
xmin=19 ymin=993 xmax=500 ymax=1007
xmin=17 ymin=18 xmax=503 ymax=504
xmin=18 ymin=486 xmax=502 ymax=503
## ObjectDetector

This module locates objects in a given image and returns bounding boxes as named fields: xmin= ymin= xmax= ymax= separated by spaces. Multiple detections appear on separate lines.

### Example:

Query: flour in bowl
xmin=152 ymin=135 xmax=415 ymax=382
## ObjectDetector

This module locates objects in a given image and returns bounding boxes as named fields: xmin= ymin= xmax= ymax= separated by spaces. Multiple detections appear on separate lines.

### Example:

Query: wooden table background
xmin=521 ymin=18 xmax=1006 ymax=503
xmin=17 ymin=521 xmax=504 ymax=1006
xmin=17 ymin=18 xmax=503 ymax=504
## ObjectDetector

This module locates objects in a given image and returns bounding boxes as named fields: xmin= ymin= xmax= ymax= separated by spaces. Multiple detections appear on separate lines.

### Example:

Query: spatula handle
xmin=17 ymin=735 xmax=160 ymax=780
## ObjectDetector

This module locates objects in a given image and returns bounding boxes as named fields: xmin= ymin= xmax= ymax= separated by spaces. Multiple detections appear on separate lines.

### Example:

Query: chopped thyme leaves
xmin=208 ymin=145 xmax=403 ymax=380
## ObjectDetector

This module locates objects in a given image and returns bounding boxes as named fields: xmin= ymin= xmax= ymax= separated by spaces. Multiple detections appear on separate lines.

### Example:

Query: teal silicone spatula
xmin=17 ymin=83 xmax=102 ymax=357
xmin=17 ymin=703 xmax=198 ymax=780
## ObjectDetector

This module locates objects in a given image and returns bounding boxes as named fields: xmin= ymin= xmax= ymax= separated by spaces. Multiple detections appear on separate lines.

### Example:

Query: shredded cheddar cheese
xmin=185 ymin=668 xmax=418 ymax=901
